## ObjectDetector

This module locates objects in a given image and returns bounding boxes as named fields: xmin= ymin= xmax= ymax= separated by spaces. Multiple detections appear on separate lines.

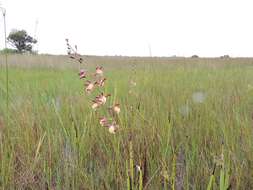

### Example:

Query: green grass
xmin=1 ymin=55 xmax=253 ymax=189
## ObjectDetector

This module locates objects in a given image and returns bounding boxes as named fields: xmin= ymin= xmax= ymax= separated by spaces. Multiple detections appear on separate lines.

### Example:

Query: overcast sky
xmin=0 ymin=0 xmax=253 ymax=57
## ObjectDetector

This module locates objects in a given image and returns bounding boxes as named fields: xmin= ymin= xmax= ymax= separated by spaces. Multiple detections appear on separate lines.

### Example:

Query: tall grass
xmin=0 ymin=55 xmax=253 ymax=189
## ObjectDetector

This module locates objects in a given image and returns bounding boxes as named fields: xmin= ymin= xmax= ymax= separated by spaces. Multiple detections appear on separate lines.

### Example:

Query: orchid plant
xmin=66 ymin=39 xmax=120 ymax=134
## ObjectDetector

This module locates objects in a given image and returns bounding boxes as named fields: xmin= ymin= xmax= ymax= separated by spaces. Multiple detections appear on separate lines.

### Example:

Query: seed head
xmin=78 ymin=57 xmax=83 ymax=63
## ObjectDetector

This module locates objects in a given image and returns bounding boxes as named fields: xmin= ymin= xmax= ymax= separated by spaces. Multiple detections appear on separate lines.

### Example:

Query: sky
xmin=0 ymin=0 xmax=253 ymax=57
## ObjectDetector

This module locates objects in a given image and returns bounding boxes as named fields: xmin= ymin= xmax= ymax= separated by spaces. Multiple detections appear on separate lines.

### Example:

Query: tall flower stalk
xmin=66 ymin=39 xmax=120 ymax=134
xmin=0 ymin=7 xmax=8 ymax=126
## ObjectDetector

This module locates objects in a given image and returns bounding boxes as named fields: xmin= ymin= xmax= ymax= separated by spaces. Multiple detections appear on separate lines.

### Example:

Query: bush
xmin=0 ymin=48 xmax=18 ymax=54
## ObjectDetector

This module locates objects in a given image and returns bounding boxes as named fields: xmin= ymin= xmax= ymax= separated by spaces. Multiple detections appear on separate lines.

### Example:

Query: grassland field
xmin=1 ymin=55 xmax=253 ymax=189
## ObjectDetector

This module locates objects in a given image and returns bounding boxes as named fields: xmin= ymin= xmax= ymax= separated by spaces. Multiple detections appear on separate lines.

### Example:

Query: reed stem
xmin=2 ymin=8 xmax=8 ymax=127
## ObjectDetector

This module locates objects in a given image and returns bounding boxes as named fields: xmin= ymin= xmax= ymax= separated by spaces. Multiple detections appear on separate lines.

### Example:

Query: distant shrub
xmin=0 ymin=48 xmax=39 ymax=55
xmin=220 ymin=55 xmax=230 ymax=59
xmin=191 ymin=55 xmax=199 ymax=58
xmin=0 ymin=48 xmax=17 ymax=54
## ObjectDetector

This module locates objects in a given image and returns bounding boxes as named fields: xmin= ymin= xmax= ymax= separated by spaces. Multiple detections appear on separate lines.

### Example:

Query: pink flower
xmin=113 ymin=103 xmax=120 ymax=114
xmin=91 ymin=100 xmax=100 ymax=110
xmin=95 ymin=93 xmax=110 ymax=105
xmin=95 ymin=66 xmax=103 ymax=76
xmin=85 ymin=80 xmax=95 ymax=93
xmin=108 ymin=103 xmax=120 ymax=116
xmin=99 ymin=117 xmax=108 ymax=127
xmin=130 ymin=80 xmax=137 ymax=86
xmin=79 ymin=69 xmax=87 ymax=79
xmin=107 ymin=122 xmax=119 ymax=134
xmin=95 ymin=78 xmax=106 ymax=87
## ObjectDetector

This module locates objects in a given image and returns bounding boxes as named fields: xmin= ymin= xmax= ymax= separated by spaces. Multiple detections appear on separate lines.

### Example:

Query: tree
xmin=7 ymin=29 xmax=37 ymax=53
